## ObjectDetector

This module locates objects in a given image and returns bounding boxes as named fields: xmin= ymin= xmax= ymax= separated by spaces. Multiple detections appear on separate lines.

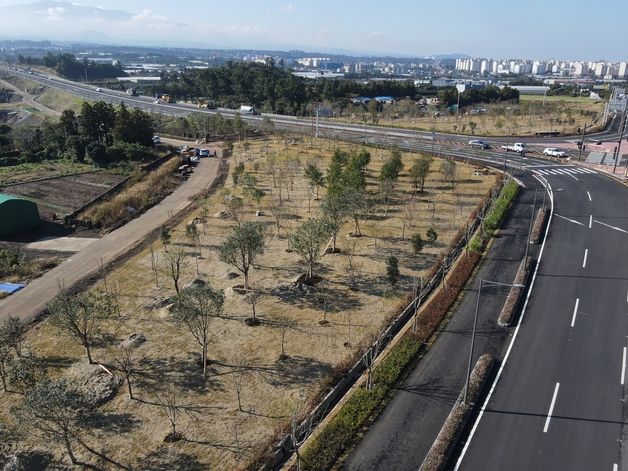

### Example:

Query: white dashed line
xmin=622 ymin=347 xmax=627 ymax=386
xmin=587 ymin=191 xmax=592 ymax=202
xmin=589 ymin=215 xmax=592 ymax=229
xmin=543 ymin=383 xmax=560 ymax=433
xmin=582 ymin=249 xmax=588 ymax=268
xmin=571 ymin=298 xmax=579 ymax=327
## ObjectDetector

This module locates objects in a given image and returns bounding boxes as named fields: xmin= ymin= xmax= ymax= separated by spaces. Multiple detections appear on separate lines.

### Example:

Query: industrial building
xmin=0 ymin=193 xmax=40 ymax=237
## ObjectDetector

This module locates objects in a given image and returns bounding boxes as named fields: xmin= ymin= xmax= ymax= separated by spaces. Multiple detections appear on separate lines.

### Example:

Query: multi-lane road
xmin=2 ymin=66 xmax=628 ymax=470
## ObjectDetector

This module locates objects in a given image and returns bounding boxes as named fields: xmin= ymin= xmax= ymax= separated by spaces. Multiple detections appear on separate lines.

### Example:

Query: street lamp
xmin=463 ymin=278 xmax=526 ymax=404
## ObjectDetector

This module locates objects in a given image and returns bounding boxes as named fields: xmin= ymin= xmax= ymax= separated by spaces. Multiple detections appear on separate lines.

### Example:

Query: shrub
xmin=411 ymin=233 xmax=424 ymax=254
xmin=301 ymin=335 xmax=421 ymax=471
xmin=386 ymin=256 xmax=399 ymax=287
xmin=426 ymin=227 xmax=438 ymax=243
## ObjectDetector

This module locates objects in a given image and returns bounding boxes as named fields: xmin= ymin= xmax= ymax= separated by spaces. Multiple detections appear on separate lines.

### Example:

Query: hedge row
xmin=469 ymin=180 xmax=520 ymax=251
xmin=300 ymin=335 xmax=422 ymax=471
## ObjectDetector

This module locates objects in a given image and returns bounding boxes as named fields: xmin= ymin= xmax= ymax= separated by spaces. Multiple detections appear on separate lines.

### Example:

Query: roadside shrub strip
xmin=300 ymin=335 xmax=422 ymax=471
xmin=470 ymin=179 xmax=520 ymax=251
xmin=498 ymin=256 xmax=532 ymax=327
xmin=419 ymin=353 xmax=495 ymax=471
xmin=530 ymin=206 xmax=548 ymax=244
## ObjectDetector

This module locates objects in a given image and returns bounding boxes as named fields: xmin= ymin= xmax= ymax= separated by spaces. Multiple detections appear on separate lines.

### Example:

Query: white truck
xmin=501 ymin=142 xmax=526 ymax=153
xmin=239 ymin=105 xmax=259 ymax=115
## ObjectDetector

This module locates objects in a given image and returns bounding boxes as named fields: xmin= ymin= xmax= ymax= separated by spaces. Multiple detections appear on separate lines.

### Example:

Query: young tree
xmin=219 ymin=222 xmax=266 ymax=290
xmin=440 ymin=159 xmax=457 ymax=191
xmin=185 ymin=222 xmax=202 ymax=273
xmin=244 ymin=287 xmax=263 ymax=326
xmin=160 ymin=226 xmax=171 ymax=251
xmin=7 ymin=354 xmax=45 ymax=394
xmin=0 ymin=315 xmax=24 ymax=357
xmin=0 ymin=343 xmax=10 ymax=392
xmin=112 ymin=346 xmax=136 ymax=400
xmin=411 ymin=233 xmax=424 ymax=254
xmin=164 ymin=246 xmax=186 ymax=296
xmin=290 ymin=218 xmax=329 ymax=280
xmin=304 ymin=163 xmax=325 ymax=200
xmin=386 ymin=256 xmax=400 ymax=288
xmin=48 ymin=291 xmax=114 ymax=364
xmin=345 ymin=188 xmax=368 ymax=237
xmin=321 ymin=192 xmax=348 ymax=252
xmin=426 ymin=228 xmax=438 ymax=243
xmin=409 ymin=155 xmax=432 ymax=195
xmin=232 ymin=162 xmax=246 ymax=186
xmin=172 ymin=284 xmax=224 ymax=378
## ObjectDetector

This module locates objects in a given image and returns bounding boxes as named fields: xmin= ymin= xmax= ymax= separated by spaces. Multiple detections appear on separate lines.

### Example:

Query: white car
xmin=543 ymin=148 xmax=566 ymax=158
xmin=199 ymin=149 xmax=210 ymax=157
xmin=96 ymin=87 xmax=102 ymax=92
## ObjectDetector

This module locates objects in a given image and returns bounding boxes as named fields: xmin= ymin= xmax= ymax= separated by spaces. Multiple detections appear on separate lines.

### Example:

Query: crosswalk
xmin=528 ymin=166 xmax=598 ymax=176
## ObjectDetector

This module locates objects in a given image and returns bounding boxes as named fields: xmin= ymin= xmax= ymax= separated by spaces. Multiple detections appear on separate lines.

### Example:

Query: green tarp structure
xmin=0 ymin=193 xmax=40 ymax=237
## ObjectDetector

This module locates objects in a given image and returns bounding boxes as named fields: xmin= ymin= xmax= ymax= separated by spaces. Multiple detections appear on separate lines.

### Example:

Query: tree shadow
xmin=41 ymin=355 xmax=77 ymax=370
xmin=134 ymin=355 xmax=226 ymax=395
xmin=270 ymin=281 xmax=363 ymax=313
xmin=84 ymin=412 xmax=142 ymax=435
xmin=138 ymin=448 xmax=207 ymax=471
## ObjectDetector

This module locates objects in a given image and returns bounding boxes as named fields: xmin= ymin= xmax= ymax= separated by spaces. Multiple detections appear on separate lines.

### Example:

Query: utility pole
xmin=612 ymin=98 xmax=628 ymax=176
xmin=315 ymin=107 xmax=319 ymax=139
xmin=577 ymin=123 xmax=587 ymax=162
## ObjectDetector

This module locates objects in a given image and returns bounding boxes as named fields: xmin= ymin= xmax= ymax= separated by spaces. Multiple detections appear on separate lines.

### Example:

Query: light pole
xmin=463 ymin=278 xmax=526 ymax=404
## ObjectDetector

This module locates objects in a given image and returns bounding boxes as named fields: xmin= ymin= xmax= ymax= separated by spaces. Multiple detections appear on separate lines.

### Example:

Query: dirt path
xmin=0 ymin=157 xmax=222 ymax=323
xmin=0 ymin=79 xmax=61 ymax=117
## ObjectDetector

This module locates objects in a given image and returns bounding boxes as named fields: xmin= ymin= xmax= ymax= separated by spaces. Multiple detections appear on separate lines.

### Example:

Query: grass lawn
xmin=0 ymin=160 xmax=95 ymax=186
xmin=0 ymin=137 xmax=498 ymax=470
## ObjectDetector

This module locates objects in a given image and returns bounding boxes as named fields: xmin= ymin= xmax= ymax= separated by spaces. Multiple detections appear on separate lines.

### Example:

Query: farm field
xmin=2 ymin=170 xmax=127 ymax=219
xmin=0 ymin=137 xmax=499 ymax=470
xmin=330 ymin=97 xmax=605 ymax=137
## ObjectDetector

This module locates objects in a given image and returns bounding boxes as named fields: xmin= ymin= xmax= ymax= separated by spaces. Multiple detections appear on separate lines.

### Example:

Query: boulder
xmin=120 ymin=333 xmax=146 ymax=349
xmin=67 ymin=363 xmax=123 ymax=406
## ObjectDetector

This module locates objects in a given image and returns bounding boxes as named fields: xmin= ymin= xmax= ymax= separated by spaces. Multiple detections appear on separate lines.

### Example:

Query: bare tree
xmin=155 ymin=383 xmax=183 ymax=442
xmin=112 ymin=346 xmax=136 ymax=400
xmin=48 ymin=291 xmax=114 ymax=364
xmin=244 ymin=286 xmax=263 ymax=326
xmin=267 ymin=196 xmax=287 ymax=237
xmin=149 ymin=243 xmax=159 ymax=287
xmin=185 ymin=222 xmax=202 ymax=274
xmin=164 ymin=246 xmax=186 ymax=296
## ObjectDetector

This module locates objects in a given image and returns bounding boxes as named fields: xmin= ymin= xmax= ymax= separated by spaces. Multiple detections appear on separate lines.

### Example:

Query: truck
xmin=160 ymin=94 xmax=175 ymax=103
xmin=239 ymin=105 xmax=259 ymax=115
xmin=126 ymin=88 xmax=137 ymax=96
xmin=501 ymin=142 xmax=526 ymax=154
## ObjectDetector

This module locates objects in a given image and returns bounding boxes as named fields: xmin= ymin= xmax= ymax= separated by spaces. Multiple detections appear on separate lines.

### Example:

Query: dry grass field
xmin=0 ymin=137 xmax=498 ymax=470
xmin=331 ymin=97 xmax=605 ymax=137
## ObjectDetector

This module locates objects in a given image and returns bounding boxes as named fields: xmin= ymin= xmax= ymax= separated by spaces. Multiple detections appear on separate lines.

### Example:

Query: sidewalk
xmin=0 ymin=157 xmax=221 ymax=323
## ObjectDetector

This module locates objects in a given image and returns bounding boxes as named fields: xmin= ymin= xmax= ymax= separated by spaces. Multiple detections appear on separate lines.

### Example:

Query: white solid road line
xmin=555 ymin=214 xmax=585 ymax=226
xmin=594 ymin=220 xmax=628 ymax=235
xmin=587 ymin=191 xmax=592 ymax=202
xmin=622 ymin=347 xmax=627 ymax=386
xmin=582 ymin=249 xmax=588 ymax=268
xmin=589 ymin=215 xmax=593 ymax=229
xmin=571 ymin=298 xmax=580 ymax=327
xmin=543 ymin=383 xmax=560 ymax=433
xmin=613 ymin=464 xmax=618 ymax=471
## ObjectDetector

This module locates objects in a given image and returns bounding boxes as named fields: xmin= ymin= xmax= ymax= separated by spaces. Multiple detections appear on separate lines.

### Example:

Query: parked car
xmin=190 ymin=156 xmax=200 ymax=165
xmin=468 ymin=139 xmax=490 ymax=149
xmin=199 ymin=149 xmax=210 ymax=157
xmin=543 ymin=147 xmax=566 ymax=158
xmin=152 ymin=135 xmax=161 ymax=144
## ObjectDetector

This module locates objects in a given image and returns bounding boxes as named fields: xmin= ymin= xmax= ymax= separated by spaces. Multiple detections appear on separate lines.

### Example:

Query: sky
xmin=0 ymin=0 xmax=626 ymax=60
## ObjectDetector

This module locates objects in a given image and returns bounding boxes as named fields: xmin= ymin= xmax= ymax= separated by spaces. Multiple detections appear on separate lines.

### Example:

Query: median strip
xmin=419 ymin=354 xmax=495 ymax=471
xmin=497 ymin=257 xmax=532 ymax=327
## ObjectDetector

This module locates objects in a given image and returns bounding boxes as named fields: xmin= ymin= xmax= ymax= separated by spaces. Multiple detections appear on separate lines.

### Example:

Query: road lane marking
xmin=571 ymin=298 xmax=580 ymax=327
xmin=594 ymin=220 xmax=628 ymax=235
xmin=587 ymin=191 xmax=592 ymax=202
xmin=589 ymin=215 xmax=593 ymax=229
xmin=543 ymin=383 xmax=560 ymax=433
xmin=555 ymin=214 xmax=584 ymax=226
xmin=582 ymin=249 xmax=588 ymax=268
xmin=613 ymin=464 xmax=618 ymax=471
xmin=622 ymin=347 xmax=627 ymax=386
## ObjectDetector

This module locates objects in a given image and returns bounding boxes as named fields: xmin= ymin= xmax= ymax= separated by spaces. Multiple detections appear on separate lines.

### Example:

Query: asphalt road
xmin=455 ymin=167 xmax=628 ymax=470
xmin=0 ymin=156 xmax=220 ymax=324
xmin=343 ymin=170 xmax=542 ymax=471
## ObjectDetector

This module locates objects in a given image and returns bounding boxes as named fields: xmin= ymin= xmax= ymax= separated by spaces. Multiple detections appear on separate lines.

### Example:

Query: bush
xmin=301 ymin=335 xmax=421 ymax=471
xmin=386 ymin=256 xmax=399 ymax=287
xmin=411 ymin=233 xmax=424 ymax=254
xmin=426 ymin=227 xmax=438 ymax=243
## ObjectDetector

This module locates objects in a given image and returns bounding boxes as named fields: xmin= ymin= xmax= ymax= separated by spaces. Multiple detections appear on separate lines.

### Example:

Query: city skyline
xmin=0 ymin=0 xmax=626 ymax=61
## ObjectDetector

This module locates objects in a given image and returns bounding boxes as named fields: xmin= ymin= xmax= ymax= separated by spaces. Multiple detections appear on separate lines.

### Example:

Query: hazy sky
xmin=0 ymin=0 xmax=626 ymax=60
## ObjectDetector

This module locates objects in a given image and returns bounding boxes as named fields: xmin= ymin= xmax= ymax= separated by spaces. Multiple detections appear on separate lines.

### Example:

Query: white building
xmin=619 ymin=62 xmax=628 ymax=78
